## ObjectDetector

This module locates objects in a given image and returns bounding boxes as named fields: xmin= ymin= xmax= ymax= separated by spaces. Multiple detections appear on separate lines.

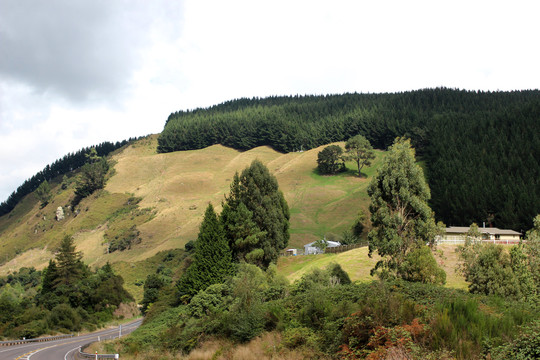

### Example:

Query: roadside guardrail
xmin=78 ymin=342 xmax=119 ymax=359
xmin=0 ymin=334 xmax=73 ymax=346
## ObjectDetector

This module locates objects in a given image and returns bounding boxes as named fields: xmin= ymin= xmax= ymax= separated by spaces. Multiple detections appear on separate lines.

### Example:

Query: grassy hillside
xmin=277 ymin=244 xmax=468 ymax=289
xmin=0 ymin=136 xmax=386 ymax=297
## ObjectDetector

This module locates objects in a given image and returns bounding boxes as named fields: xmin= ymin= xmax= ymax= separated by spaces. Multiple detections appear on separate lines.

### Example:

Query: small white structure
xmin=285 ymin=248 xmax=297 ymax=256
xmin=55 ymin=206 xmax=64 ymax=221
xmin=304 ymin=239 xmax=341 ymax=255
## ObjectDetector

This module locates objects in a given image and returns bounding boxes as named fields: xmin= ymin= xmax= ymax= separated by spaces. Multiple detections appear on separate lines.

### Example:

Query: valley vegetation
xmin=0 ymin=235 xmax=134 ymax=339
xmin=0 ymin=89 xmax=539 ymax=359
xmin=111 ymin=145 xmax=540 ymax=359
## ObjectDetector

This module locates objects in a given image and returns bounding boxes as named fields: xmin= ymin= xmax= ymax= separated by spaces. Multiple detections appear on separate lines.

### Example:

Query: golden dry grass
xmin=0 ymin=135 xmax=468 ymax=295
xmin=97 ymin=332 xmax=329 ymax=360
xmin=0 ymin=247 xmax=53 ymax=276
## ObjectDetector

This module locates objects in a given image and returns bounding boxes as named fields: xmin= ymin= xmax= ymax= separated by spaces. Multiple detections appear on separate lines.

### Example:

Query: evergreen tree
xmin=54 ymin=235 xmax=85 ymax=288
xmin=221 ymin=202 xmax=266 ymax=264
xmin=222 ymin=160 xmax=290 ymax=269
xmin=73 ymin=149 xmax=109 ymax=205
xmin=317 ymin=145 xmax=346 ymax=175
xmin=367 ymin=138 xmax=438 ymax=279
xmin=344 ymin=135 xmax=376 ymax=177
xmin=40 ymin=259 xmax=58 ymax=296
xmin=35 ymin=180 xmax=52 ymax=207
xmin=177 ymin=204 xmax=234 ymax=301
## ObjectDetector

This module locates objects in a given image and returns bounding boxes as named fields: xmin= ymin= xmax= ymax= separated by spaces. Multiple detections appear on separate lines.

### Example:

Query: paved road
xmin=0 ymin=318 xmax=142 ymax=360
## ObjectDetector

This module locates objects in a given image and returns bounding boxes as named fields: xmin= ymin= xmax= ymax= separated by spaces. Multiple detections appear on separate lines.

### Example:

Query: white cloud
xmin=1 ymin=0 xmax=539 ymax=202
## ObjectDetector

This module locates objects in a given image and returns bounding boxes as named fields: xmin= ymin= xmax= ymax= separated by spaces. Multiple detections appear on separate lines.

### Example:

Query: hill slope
xmin=0 ymin=136 xmax=383 ymax=279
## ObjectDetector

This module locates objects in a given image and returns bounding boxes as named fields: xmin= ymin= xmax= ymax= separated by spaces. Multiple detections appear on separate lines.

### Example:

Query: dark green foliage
xmin=221 ymin=160 xmax=290 ymax=269
xmin=327 ymin=262 xmax=352 ymax=285
xmin=0 ymin=140 xmax=130 ymax=216
xmin=457 ymin=241 xmax=537 ymax=301
xmin=141 ymin=273 xmax=167 ymax=315
xmin=53 ymin=235 xmax=86 ymax=288
xmin=107 ymin=225 xmax=141 ymax=252
xmin=491 ymin=320 xmax=540 ymax=360
xmin=35 ymin=180 xmax=52 ymax=207
xmin=368 ymin=138 xmax=439 ymax=279
xmin=48 ymin=303 xmax=81 ymax=331
xmin=398 ymin=245 xmax=446 ymax=285
xmin=317 ymin=145 xmax=346 ymax=175
xmin=157 ymin=89 xmax=540 ymax=231
xmin=176 ymin=204 xmax=234 ymax=300
xmin=0 ymin=254 xmax=132 ymax=339
xmin=125 ymin=267 xmax=539 ymax=359
xmin=0 ymin=267 xmax=41 ymax=290
xmin=292 ymin=263 xmax=352 ymax=294
xmin=73 ymin=157 xmax=109 ymax=205
xmin=351 ymin=210 xmax=366 ymax=238
xmin=184 ymin=240 xmax=195 ymax=252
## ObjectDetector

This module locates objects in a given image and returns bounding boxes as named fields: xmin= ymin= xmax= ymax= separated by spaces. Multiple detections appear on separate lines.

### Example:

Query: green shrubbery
xmin=123 ymin=262 xmax=539 ymax=359
xmin=0 ymin=237 xmax=133 ymax=339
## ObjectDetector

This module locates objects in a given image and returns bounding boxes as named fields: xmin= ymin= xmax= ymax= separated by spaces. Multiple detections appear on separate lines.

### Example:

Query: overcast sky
xmin=1 ymin=0 xmax=539 ymax=203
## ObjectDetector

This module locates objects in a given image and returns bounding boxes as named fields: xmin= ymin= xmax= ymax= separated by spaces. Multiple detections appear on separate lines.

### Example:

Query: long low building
xmin=438 ymin=226 xmax=522 ymax=244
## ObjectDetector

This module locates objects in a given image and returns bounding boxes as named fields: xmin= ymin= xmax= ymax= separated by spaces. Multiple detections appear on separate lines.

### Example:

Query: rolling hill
xmin=0 ymin=135 xmax=387 ymax=299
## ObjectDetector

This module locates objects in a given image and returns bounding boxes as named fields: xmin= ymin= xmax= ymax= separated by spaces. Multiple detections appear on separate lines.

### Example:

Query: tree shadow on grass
xmin=311 ymin=167 xmax=369 ymax=179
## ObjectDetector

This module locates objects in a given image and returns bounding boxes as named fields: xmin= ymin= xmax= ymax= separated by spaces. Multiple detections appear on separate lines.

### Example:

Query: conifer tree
xmin=35 ymin=180 xmax=52 ymax=207
xmin=177 ymin=204 xmax=234 ymax=301
xmin=54 ymin=235 xmax=86 ymax=287
xmin=222 ymin=160 xmax=289 ymax=269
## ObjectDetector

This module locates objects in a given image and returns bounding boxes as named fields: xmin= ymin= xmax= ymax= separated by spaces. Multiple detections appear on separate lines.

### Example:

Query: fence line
xmin=280 ymin=242 xmax=368 ymax=257
xmin=324 ymin=243 xmax=368 ymax=254
xmin=437 ymin=239 xmax=522 ymax=245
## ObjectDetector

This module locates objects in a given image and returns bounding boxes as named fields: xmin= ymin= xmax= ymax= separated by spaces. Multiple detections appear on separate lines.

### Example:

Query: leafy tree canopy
xmin=344 ymin=135 xmax=375 ymax=177
xmin=367 ymin=138 xmax=439 ymax=279
xmin=317 ymin=145 xmax=346 ymax=175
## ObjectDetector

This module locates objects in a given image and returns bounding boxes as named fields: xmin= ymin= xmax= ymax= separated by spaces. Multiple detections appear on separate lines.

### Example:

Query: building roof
xmin=445 ymin=226 xmax=521 ymax=236
xmin=304 ymin=240 xmax=341 ymax=247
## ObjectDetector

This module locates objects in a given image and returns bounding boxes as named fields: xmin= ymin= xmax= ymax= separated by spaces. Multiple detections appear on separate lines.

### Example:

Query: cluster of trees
xmin=317 ymin=134 xmax=375 ymax=175
xmin=157 ymin=88 xmax=540 ymax=231
xmin=125 ymin=262 xmax=539 ymax=359
xmin=457 ymin=215 xmax=540 ymax=302
xmin=118 ymin=141 xmax=540 ymax=359
xmin=0 ymin=236 xmax=133 ymax=338
xmin=0 ymin=140 xmax=130 ymax=216
xmin=176 ymin=160 xmax=289 ymax=302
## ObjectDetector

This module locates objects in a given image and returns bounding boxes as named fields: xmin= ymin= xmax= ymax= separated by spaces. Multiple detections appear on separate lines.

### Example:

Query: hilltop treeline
xmin=0 ymin=140 xmax=131 ymax=217
xmin=158 ymin=88 xmax=540 ymax=231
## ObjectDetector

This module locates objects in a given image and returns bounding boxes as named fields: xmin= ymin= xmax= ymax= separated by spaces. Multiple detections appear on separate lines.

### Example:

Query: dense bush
xmin=125 ymin=265 xmax=539 ymax=359
xmin=398 ymin=245 xmax=446 ymax=285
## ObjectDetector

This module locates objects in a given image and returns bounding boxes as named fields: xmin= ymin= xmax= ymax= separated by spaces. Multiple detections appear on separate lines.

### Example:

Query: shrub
xmin=398 ymin=245 xmax=446 ymax=285
xmin=491 ymin=320 xmax=540 ymax=360
xmin=48 ymin=303 xmax=81 ymax=331
xmin=282 ymin=326 xmax=319 ymax=349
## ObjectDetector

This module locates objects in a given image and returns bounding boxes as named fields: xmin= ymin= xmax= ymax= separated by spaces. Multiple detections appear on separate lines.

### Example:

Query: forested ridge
xmin=158 ymin=88 xmax=540 ymax=231
xmin=0 ymin=139 xmax=132 ymax=217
